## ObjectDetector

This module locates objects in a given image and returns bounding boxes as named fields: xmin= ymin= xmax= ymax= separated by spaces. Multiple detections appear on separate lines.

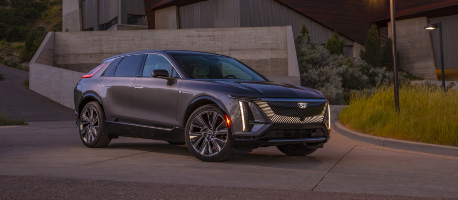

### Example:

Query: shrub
xmin=295 ymin=25 xmax=408 ymax=104
xmin=0 ymin=115 xmax=27 ymax=126
xmin=360 ymin=24 xmax=382 ymax=68
xmin=0 ymin=0 xmax=8 ymax=6
xmin=21 ymin=27 xmax=47 ymax=62
xmin=326 ymin=32 xmax=344 ymax=55
xmin=339 ymin=84 xmax=458 ymax=146
xmin=23 ymin=79 xmax=29 ymax=89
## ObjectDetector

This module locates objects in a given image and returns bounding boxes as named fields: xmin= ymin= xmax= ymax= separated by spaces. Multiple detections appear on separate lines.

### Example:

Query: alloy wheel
xmin=79 ymin=106 xmax=99 ymax=144
xmin=188 ymin=111 xmax=228 ymax=156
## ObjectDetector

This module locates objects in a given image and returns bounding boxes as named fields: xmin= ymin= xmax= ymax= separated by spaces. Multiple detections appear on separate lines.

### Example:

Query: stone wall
xmin=30 ymin=26 xmax=300 ymax=109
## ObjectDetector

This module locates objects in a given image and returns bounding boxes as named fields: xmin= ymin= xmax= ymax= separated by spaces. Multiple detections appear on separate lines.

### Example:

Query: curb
xmin=334 ymin=121 xmax=458 ymax=157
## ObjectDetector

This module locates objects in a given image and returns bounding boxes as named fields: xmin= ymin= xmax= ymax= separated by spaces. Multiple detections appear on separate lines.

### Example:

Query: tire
xmin=78 ymin=101 xmax=111 ymax=148
xmin=167 ymin=141 xmax=185 ymax=145
xmin=185 ymin=105 xmax=232 ymax=162
xmin=276 ymin=144 xmax=318 ymax=156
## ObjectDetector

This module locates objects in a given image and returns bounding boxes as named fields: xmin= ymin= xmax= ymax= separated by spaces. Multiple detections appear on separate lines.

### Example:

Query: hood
xmin=204 ymin=80 xmax=325 ymax=99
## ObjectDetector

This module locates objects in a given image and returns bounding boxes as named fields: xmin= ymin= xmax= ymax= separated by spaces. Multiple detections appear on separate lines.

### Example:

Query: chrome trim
xmin=267 ymin=137 xmax=327 ymax=143
xmin=239 ymin=101 xmax=247 ymax=131
xmin=261 ymin=98 xmax=327 ymax=102
xmin=106 ymin=121 xmax=173 ymax=131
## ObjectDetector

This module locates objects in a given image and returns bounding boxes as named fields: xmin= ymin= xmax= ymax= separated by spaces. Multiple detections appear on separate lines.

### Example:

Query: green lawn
xmin=339 ymin=84 xmax=458 ymax=147
xmin=0 ymin=115 xmax=27 ymax=126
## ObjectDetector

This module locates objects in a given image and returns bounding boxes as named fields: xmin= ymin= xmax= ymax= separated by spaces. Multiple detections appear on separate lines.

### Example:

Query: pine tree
xmin=326 ymin=32 xmax=344 ymax=55
xmin=360 ymin=24 xmax=382 ymax=68
xmin=381 ymin=38 xmax=393 ymax=70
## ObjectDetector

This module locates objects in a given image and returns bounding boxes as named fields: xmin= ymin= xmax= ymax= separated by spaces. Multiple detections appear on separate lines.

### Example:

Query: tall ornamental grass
xmin=339 ymin=84 xmax=458 ymax=146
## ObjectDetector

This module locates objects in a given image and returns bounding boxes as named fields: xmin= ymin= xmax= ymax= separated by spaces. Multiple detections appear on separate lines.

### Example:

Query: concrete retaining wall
xmin=30 ymin=26 xmax=300 ymax=109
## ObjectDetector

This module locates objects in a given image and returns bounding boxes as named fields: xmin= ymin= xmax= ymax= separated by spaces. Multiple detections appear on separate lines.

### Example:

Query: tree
xmin=326 ymin=32 xmax=344 ymax=55
xmin=381 ymin=38 xmax=393 ymax=70
xmin=360 ymin=24 xmax=382 ymax=68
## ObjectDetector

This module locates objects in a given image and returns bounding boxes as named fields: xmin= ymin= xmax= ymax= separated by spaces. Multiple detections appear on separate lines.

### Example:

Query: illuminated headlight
xmin=239 ymin=101 xmax=266 ymax=132
xmin=325 ymin=104 xmax=331 ymax=130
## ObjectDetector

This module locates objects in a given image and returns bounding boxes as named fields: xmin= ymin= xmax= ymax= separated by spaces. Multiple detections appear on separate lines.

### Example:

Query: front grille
xmin=254 ymin=100 xmax=327 ymax=124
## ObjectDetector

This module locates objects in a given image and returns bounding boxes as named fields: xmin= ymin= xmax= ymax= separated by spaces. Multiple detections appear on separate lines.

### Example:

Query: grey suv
xmin=74 ymin=50 xmax=330 ymax=161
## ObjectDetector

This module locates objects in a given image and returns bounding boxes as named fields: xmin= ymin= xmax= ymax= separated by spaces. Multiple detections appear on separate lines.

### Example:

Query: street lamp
xmin=390 ymin=0 xmax=400 ymax=112
xmin=424 ymin=22 xmax=446 ymax=91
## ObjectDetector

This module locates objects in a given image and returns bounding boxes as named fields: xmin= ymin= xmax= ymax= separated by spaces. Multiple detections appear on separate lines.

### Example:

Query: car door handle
xmin=133 ymin=86 xmax=143 ymax=89
xmin=102 ymin=85 xmax=111 ymax=88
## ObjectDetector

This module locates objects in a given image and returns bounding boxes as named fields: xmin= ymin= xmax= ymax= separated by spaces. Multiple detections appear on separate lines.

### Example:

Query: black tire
xmin=167 ymin=141 xmax=185 ymax=145
xmin=185 ymin=105 xmax=232 ymax=162
xmin=276 ymin=144 xmax=318 ymax=156
xmin=79 ymin=101 xmax=111 ymax=148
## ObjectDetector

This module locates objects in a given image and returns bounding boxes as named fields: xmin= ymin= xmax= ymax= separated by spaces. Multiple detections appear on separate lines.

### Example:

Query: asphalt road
xmin=0 ymin=65 xmax=457 ymax=199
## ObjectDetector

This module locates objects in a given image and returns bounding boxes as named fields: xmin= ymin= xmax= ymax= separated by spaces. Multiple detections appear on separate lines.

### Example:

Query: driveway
xmin=0 ymin=65 xmax=73 ymax=121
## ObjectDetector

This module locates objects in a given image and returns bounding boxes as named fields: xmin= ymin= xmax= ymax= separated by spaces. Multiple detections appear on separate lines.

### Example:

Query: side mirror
xmin=152 ymin=69 xmax=169 ymax=78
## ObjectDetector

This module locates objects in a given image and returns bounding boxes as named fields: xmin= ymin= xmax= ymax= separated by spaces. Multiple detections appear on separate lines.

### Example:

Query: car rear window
xmin=102 ymin=58 xmax=122 ymax=77
xmin=113 ymin=55 xmax=144 ymax=77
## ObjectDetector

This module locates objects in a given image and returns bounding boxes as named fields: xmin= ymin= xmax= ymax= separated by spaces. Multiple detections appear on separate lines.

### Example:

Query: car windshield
xmin=172 ymin=54 xmax=266 ymax=81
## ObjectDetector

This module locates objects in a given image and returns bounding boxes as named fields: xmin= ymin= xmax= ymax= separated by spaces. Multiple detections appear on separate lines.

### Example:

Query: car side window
xmin=102 ymin=58 xmax=122 ymax=77
xmin=114 ymin=55 xmax=144 ymax=77
xmin=142 ymin=54 xmax=174 ymax=77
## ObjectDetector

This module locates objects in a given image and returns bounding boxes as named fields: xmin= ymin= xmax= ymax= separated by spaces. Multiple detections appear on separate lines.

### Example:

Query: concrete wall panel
xmin=63 ymin=0 xmax=82 ymax=32
xmin=155 ymin=6 xmax=178 ymax=29
xmin=388 ymin=17 xmax=437 ymax=80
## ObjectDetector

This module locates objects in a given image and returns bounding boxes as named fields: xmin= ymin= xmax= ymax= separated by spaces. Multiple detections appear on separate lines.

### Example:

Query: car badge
xmin=298 ymin=102 xmax=308 ymax=109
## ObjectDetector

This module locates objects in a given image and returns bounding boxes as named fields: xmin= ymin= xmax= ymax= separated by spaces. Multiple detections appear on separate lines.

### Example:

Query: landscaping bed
xmin=339 ymin=84 xmax=458 ymax=147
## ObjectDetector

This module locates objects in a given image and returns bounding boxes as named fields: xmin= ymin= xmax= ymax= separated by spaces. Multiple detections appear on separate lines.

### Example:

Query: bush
xmin=23 ymin=79 xmax=29 ymax=89
xmin=339 ymin=84 xmax=458 ymax=146
xmin=360 ymin=24 xmax=382 ymax=68
xmin=0 ymin=115 xmax=27 ymax=126
xmin=21 ymin=27 xmax=47 ymax=62
xmin=326 ymin=32 xmax=344 ymax=55
xmin=0 ymin=0 xmax=8 ymax=6
xmin=295 ymin=25 xmax=408 ymax=104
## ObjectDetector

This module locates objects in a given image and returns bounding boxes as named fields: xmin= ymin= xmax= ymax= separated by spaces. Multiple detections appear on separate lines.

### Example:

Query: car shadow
xmin=106 ymin=141 xmax=324 ymax=170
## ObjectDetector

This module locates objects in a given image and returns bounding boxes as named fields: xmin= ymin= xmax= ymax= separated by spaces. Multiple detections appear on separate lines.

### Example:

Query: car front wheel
xmin=185 ymin=105 xmax=232 ymax=162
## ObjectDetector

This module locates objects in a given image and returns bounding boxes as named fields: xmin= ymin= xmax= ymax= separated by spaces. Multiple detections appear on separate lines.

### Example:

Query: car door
xmin=99 ymin=55 xmax=145 ymax=122
xmin=130 ymin=53 xmax=182 ymax=128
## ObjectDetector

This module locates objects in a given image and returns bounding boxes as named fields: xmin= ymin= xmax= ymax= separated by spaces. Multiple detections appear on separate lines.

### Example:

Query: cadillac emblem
xmin=298 ymin=102 xmax=308 ymax=109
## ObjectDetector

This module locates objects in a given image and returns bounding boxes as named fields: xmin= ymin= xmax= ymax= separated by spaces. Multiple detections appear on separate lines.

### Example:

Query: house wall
xmin=388 ymin=17 xmax=437 ymax=80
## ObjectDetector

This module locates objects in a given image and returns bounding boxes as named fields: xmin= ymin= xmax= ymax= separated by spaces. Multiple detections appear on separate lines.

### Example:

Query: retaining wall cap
xmin=334 ymin=121 xmax=458 ymax=157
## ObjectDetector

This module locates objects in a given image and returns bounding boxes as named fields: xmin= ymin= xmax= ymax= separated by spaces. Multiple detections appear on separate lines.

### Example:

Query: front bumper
xmin=232 ymin=123 xmax=330 ymax=148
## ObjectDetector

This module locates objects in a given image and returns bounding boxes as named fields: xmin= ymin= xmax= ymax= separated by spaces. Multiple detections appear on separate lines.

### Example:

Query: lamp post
xmin=424 ymin=22 xmax=446 ymax=91
xmin=390 ymin=0 xmax=400 ymax=112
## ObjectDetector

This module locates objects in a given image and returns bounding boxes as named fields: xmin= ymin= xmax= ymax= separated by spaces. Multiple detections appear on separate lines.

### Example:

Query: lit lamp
xmin=424 ymin=22 xmax=445 ymax=91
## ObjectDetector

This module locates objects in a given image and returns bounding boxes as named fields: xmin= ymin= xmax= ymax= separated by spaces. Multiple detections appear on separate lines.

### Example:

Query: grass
xmin=23 ymin=79 xmax=29 ymax=89
xmin=0 ymin=115 xmax=27 ymax=126
xmin=339 ymin=84 xmax=458 ymax=147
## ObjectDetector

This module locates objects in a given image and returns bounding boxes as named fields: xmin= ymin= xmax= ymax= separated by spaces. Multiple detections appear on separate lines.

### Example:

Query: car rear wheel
xmin=79 ymin=101 xmax=111 ymax=148
xmin=276 ymin=144 xmax=317 ymax=156
xmin=185 ymin=105 xmax=232 ymax=162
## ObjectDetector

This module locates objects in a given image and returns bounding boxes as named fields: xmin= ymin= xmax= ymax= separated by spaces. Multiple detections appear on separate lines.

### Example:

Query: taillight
xmin=82 ymin=63 xmax=106 ymax=78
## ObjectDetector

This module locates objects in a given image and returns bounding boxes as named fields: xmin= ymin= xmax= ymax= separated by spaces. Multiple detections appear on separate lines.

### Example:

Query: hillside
xmin=0 ymin=0 xmax=62 ymax=71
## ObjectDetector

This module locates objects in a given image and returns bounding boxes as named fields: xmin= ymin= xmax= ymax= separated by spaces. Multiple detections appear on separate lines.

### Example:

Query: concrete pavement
xmin=0 ymin=119 xmax=457 ymax=199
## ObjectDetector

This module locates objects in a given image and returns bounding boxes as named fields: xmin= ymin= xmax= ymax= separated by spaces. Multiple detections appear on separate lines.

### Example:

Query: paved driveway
xmin=0 ymin=119 xmax=457 ymax=199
